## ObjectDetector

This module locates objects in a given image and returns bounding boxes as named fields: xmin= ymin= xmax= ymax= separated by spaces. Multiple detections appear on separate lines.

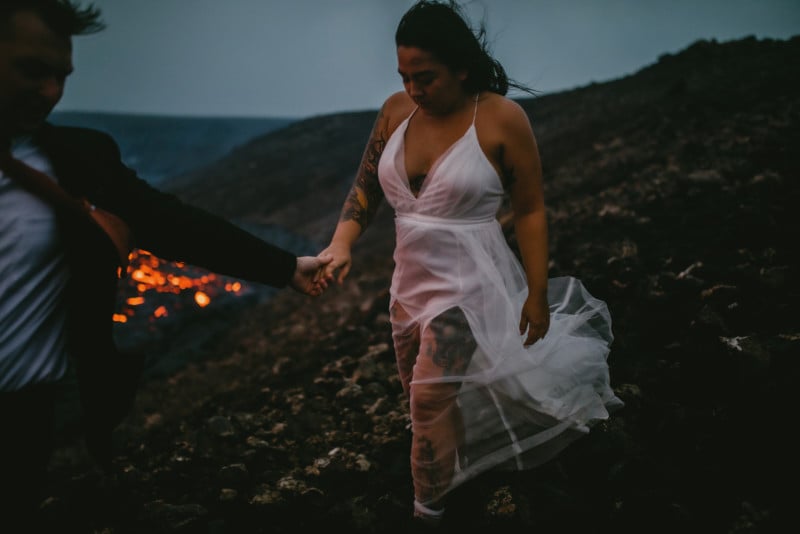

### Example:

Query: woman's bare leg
xmin=409 ymin=307 xmax=476 ymax=509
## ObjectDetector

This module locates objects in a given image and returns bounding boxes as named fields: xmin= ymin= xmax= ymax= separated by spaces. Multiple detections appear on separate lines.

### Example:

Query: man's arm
xmin=42 ymin=125 xmax=305 ymax=289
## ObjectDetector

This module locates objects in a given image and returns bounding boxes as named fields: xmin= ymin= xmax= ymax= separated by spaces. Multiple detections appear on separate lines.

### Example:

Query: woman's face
xmin=397 ymin=45 xmax=467 ymax=115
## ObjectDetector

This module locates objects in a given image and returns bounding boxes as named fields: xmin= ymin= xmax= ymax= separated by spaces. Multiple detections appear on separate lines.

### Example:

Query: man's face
xmin=0 ymin=10 xmax=73 ymax=137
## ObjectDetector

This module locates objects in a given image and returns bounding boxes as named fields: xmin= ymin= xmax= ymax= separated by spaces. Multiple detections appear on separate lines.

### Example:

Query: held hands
xmin=520 ymin=292 xmax=550 ymax=346
xmin=290 ymin=254 xmax=333 ymax=296
xmin=290 ymin=241 xmax=352 ymax=297
xmin=317 ymin=241 xmax=353 ymax=285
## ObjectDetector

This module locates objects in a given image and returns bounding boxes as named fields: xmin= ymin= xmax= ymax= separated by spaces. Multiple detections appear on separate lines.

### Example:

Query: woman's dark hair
xmin=395 ymin=0 xmax=534 ymax=96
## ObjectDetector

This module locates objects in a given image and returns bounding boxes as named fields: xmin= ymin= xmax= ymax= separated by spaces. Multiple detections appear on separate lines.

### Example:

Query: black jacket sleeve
xmin=40 ymin=124 xmax=298 ymax=288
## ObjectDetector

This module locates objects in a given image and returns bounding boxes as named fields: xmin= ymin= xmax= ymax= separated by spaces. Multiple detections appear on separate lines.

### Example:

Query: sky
xmin=56 ymin=0 xmax=800 ymax=119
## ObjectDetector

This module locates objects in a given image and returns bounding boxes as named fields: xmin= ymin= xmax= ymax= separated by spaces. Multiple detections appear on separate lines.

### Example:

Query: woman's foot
xmin=412 ymin=500 xmax=445 ymax=529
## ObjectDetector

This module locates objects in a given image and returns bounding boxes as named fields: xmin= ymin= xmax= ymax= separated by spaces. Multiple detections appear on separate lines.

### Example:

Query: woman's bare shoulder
xmin=481 ymin=93 xmax=532 ymax=126
xmin=478 ymin=92 xmax=532 ymax=143
xmin=381 ymin=91 xmax=416 ymax=133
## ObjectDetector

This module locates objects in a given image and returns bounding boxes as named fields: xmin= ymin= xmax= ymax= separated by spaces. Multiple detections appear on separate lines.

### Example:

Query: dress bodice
xmin=378 ymin=106 xmax=504 ymax=224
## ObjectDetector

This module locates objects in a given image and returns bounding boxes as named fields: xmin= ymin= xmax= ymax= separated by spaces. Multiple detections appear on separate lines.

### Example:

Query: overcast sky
xmin=56 ymin=0 xmax=799 ymax=119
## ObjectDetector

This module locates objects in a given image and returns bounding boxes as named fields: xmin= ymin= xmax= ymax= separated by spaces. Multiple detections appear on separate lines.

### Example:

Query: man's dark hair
xmin=0 ymin=0 xmax=104 ymax=39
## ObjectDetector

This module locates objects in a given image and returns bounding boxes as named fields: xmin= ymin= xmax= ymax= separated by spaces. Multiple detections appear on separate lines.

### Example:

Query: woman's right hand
xmin=317 ymin=97 xmax=400 ymax=287
xmin=318 ymin=241 xmax=353 ymax=284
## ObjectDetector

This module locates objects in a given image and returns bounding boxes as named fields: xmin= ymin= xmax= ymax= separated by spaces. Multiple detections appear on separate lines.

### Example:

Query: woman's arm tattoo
xmin=341 ymin=110 xmax=387 ymax=229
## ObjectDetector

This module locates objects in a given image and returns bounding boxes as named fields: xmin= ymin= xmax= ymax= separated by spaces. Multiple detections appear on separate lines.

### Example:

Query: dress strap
xmin=472 ymin=93 xmax=479 ymax=124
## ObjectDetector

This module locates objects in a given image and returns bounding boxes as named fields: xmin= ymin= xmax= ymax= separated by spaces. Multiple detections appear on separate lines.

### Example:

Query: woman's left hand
xmin=519 ymin=293 xmax=550 ymax=346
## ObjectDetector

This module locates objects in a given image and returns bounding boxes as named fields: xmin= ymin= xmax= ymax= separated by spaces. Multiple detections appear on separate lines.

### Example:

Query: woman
xmin=320 ymin=1 xmax=623 ymax=527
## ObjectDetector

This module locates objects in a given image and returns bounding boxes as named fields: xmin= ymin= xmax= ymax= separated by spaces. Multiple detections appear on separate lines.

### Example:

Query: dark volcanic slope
xmin=42 ymin=36 xmax=799 ymax=534
xmin=163 ymin=110 xmax=382 ymax=244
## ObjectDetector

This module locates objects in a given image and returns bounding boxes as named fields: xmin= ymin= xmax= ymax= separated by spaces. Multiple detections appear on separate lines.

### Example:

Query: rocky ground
xmin=35 ymin=36 xmax=798 ymax=533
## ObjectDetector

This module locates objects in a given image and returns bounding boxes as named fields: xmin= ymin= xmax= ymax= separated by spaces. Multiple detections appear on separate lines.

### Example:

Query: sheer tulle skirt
xmin=392 ymin=276 xmax=622 ymax=503
xmin=452 ymin=276 xmax=624 ymax=491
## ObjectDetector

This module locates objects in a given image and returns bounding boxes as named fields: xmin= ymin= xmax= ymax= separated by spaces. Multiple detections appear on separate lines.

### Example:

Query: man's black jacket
xmin=32 ymin=123 xmax=297 ymax=469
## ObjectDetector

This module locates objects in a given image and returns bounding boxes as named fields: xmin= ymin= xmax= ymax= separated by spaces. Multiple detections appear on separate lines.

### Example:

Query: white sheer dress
xmin=377 ymin=99 xmax=623 ymax=505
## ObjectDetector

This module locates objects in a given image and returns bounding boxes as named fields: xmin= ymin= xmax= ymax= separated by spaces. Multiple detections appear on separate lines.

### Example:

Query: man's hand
xmin=290 ymin=254 xmax=333 ymax=296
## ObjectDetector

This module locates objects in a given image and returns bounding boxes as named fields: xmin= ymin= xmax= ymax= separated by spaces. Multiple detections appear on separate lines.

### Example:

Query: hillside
xmin=40 ymin=36 xmax=799 ymax=534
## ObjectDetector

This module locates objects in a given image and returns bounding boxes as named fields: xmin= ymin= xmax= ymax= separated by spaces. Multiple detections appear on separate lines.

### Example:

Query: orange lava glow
xmin=112 ymin=249 xmax=246 ymax=323
xmin=194 ymin=291 xmax=210 ymax=307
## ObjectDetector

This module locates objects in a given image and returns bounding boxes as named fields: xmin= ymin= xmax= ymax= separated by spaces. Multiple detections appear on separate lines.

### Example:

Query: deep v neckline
xmin=399 ymin=96 xmax=479 ymax=200
xmin=399 ymin=121 xmax=474 ymax=200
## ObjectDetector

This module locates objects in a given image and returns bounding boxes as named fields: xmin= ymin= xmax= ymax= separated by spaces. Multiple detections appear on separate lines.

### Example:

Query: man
xmin=0 ymin=0 xmax=329 ymax=519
